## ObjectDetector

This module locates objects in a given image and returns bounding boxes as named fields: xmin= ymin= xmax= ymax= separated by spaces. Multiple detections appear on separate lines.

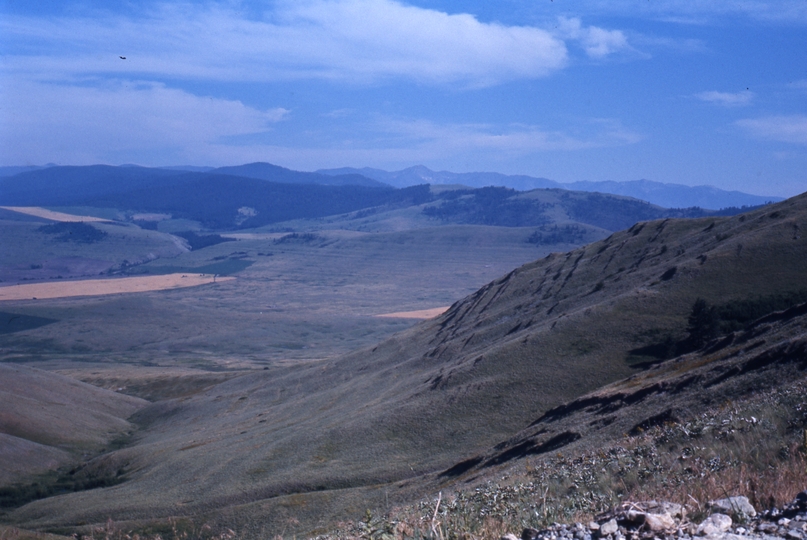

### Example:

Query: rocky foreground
xmin=508 ymin=491 xmax=807 ymax=540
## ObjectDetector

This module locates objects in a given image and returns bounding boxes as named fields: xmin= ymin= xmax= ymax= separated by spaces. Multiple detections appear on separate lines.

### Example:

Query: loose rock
xmin=712 ymin=497 xmax=758 ymax=520
xmin=600 ymin=519 xmax=619 ymax=536
xmin=697 ymin=514 xmax=732 ymax=536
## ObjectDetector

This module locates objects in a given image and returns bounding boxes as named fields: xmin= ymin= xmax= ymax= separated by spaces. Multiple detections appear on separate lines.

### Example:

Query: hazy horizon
xmin=1 ymin=1 xmax=806 ymax=198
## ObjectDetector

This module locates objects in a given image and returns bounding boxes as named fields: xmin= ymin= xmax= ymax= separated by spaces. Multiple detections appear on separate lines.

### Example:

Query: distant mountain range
xmin=0 ymin=164 xmax=749 ymax=232
xmin=210 ymin=162 xmax=387 ymax=188
xmin=0 ymin=162 xmax=387 ymax=188
xmin=317 ymin=165 xmax=782 ymax=210
xmin=2 ymin=162 xmax=782 ymax=210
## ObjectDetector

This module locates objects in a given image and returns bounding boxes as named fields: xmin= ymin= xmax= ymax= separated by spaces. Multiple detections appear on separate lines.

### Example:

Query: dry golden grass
xmin=0 ymin=207 xmax=110 ymax=223
xmin=625 ymin=442 xmax=807 ymax=519
xmin=0 ymin=274 xmax=233 ymax=301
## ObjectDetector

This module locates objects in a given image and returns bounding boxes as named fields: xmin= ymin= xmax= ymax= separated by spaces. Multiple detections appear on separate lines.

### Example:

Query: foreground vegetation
xmin=336 ymin=381 xmax=807 ymax=540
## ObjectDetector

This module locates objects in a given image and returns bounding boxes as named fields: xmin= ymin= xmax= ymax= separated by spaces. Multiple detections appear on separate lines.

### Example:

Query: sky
xmin=0 ymin=0 xmax=806 ymax=197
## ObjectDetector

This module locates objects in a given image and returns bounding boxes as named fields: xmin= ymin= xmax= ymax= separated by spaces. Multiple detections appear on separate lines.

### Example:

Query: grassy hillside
xmin=4 ymin=193 xmax=805 ymax=537
xmin=0 ymin=216 xmax=186 ymax=283
xmin=0 ymin=364 xmax=146 ymax=490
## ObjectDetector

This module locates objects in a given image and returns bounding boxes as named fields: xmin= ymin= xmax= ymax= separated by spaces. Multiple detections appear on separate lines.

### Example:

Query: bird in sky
xmin=119 ymin=56 xmax=126 ymax=60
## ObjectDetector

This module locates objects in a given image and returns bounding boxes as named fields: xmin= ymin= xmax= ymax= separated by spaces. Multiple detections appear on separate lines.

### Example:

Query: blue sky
xmin=0 ymin=0 xmax=805 ymax=197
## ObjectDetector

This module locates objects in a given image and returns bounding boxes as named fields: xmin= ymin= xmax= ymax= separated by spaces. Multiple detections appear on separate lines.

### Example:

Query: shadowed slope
xmin=0 ymin=365 xmax=147 ymax=485
xmin=439 ymin=299 xmax=807 ymax=478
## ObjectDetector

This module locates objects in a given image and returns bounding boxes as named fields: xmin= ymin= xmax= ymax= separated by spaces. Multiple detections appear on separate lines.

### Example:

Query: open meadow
xmin=0 ymin=204 xmax=558 ymax=393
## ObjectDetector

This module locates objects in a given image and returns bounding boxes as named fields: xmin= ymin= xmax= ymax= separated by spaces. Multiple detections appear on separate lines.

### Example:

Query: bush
xmin=37 ymin=222 xmax=107 ymax=244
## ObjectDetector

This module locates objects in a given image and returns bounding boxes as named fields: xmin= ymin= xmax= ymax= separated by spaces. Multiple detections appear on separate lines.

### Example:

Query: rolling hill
xmin=4 ymin=190 xmax=805 ymax=536
xmin=0 ymin=364 xmax=147 ymax=488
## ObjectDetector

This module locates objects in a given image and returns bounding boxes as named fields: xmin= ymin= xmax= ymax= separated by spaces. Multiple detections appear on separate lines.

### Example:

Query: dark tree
xmin=685 ymin=298 xmax=719 ymax=350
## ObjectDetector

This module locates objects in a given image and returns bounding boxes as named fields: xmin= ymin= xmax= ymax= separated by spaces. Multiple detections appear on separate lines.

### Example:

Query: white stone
xmin=644 ymin=512 xmax=677 ymax=532
xmin=600 ymin=519 xmax=619 ymax=536
xmin=710 ymin=497 xmax=757 ymax=519
xmin=697 ymin=514 xmax=732 ymax=536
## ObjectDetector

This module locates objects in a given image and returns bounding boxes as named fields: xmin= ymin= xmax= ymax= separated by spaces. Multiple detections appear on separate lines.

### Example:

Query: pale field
xmin=376 ymin=306 xmax=450 ymax=319
xmin=0 ymin=273 xmax=233 ymax=301
xmin=219 ymin=232 xmax=287 ymax=240
xmin=0 ymin=206 xmax=111 ymax=223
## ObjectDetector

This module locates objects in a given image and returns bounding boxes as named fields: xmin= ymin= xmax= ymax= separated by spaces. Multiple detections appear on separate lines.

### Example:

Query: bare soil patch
xmin=0 ymin=274 xmax=233 ymax=301
xmin=376 ymin=306 xmax=450 ymax=319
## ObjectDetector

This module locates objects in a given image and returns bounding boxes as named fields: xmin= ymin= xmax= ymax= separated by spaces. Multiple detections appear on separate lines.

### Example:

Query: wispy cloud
xmin=556 ymin=17 xmax=630 ymax=58
xmin=735 ymin=115 xmax=807 ymax=145
xmin=0 ymin=75 xmax=641 ymax=167
xmin=1 ymin=0 xmax=574 ymax=87
xmin=0 ymin=80 xmax=288 ymax=165
xmin=374 ymin=117 xmax=643 ymax=155
xmin=323 ymin=109 xmax=354 ymax=119
xmin=695 ymin=90 xmax=754 ymax=107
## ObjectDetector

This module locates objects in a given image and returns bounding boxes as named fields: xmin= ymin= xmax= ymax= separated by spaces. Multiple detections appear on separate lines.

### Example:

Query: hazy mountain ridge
xmin=318 ymin=165 xmax=781 ymax=209
xmin=6 ymin=191 xmax=806 ymax=536
xmin=0 ymin=166 xmax=51 ymax=177
xmin=211 ymin=162 xmax=389 ymax=188
xmin=0 ymin=165 xmax=742 ymax=234
xmin=1 ymin=163 xmax=779 ymax=214
xmin=0 ymin=166 xmax=427 ymax=229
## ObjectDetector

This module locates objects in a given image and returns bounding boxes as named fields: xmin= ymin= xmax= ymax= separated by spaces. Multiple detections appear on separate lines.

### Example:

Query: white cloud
xmin=735 ymin=115 xmax=807 ymax=145
xmin=695 ymin=90 xmax=754 ymax=107
xmin=1 ymin=0 xmax=570 ymax=87
xmin=556 ymin=17 xmax=629 ymax=58
xmin=0 ymin=80 xmax=288 ymax=165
